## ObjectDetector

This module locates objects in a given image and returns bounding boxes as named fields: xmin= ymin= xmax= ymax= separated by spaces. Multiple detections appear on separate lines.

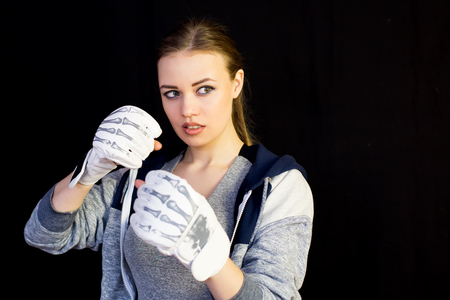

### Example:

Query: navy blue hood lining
xmin=232 ymin=144 xmax=307 ymax=249
xmin=239 ymin=144 xmax=307 ymax=191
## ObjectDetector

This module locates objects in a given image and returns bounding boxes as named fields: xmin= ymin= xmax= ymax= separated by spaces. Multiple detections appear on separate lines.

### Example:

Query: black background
xmin=4 ymin=0 xmax=449 ymax=299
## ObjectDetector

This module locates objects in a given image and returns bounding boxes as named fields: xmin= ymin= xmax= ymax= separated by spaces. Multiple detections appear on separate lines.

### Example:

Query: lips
xmin=182 ymin=122 xmax=205 ymax=135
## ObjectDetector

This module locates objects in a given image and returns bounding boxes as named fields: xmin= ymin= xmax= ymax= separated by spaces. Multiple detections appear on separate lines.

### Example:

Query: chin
xmin=179 ymin=134 xmax=217 ymax=149
xmin=181 ymin=138 xmax=208 ymax=148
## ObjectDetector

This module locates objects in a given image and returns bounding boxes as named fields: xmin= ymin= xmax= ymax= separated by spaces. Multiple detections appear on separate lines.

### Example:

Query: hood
xmin=231 ymin=144 xmax=308 ymax=249
xmin=239 ymin=144 xmax=307 ymax=192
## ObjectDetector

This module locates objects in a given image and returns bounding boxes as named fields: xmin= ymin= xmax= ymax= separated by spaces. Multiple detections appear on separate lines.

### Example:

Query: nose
xmin=181 ymin=94 xmax=200 ymax=118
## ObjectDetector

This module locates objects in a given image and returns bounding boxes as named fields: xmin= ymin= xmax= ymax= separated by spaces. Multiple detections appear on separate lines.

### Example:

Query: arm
xmin=206 ymin=258 xmax=244 ymax=300
xmin=131 ymin=169 xmax=312 ymax=299
xmin=51 ymin=173 xmax=94 ymax=212
xmin=231 ymin=170 xmax=314 ymax=299
xmin=239 ymin=215 xmax=312 ymax=299
xmin=24 ymin=105 xmax=162 ymax=253
xmin=24 ymin=168 xmax=128 ymax=253
xmin=205 ymin=216 xmax=312 ymax=300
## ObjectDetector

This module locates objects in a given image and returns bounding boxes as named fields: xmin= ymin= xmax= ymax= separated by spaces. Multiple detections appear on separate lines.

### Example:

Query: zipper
xmin=262 ymin=177 xmax=271 ymax=205
xmin=230 ymin=189 xmax=252 ymax=246
xmin=230 ymin=177 xmax=272 ymax=248
xmin=247 ymin=177 xmax=271 ymax=245
xmin=120 ymin=168 xmax=137 ymax=299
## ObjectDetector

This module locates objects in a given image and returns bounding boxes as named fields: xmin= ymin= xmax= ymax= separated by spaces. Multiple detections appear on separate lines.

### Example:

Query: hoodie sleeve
xmin=232 ymin=169 xmax=314 ymax=300
xmin=24 ymin=168 xmax=127 ymax=254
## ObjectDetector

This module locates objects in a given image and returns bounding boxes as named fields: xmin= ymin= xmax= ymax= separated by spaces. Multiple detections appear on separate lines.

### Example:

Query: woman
xmin=25 ymin=19 xmax=313 ymax=299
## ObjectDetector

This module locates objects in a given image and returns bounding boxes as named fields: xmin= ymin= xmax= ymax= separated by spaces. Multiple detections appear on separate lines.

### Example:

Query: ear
xmin=232 ymin=69 xmax=244 ymax=99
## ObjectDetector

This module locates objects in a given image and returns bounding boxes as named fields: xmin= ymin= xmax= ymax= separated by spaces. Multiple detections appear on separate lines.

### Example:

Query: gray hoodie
xmin=24 ymin=144 xmax=313 ymax=299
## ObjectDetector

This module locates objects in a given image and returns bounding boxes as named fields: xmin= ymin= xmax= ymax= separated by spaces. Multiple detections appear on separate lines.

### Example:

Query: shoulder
xmin=260 ymin=169 xmax=314 ymax=229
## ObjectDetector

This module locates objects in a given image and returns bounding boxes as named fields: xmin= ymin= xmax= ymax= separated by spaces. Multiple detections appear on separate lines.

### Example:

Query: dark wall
xmin=5 ymin=1 xmax=449 ymax=299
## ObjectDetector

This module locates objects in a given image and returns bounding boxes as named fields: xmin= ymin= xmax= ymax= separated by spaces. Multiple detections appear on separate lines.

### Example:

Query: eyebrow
xmin=191 ymin=78 xmax=215 ymax=87
xmin=159 ymin=78 xmax=215 ymax=90
xmin=160 ymin=84 xmax=178 ymax=90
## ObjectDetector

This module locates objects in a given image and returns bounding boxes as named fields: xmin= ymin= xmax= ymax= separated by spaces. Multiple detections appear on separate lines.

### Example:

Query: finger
xmin=140 ymin=112 xmax=162 ymax=139
xmin=137 ymin=184 xmax=171 ymax=206
xmin=130 ymin=213 xmax=178 ymax=250
xmin=122 ymin=105 xmax=161 ymax=138
xmin=154 ymin=140 xmax=162 ymax=151
xmin=111 ymin=150 xmax=143 ymax=169
xmin=133 ymin=197 xmax=162 ymax=220
xmin=145 ymin=170 xmax=181 ymax=187
xmin=135 ymin=179 xmax=146 ymax=189
xmin=130 ymin=213 xmax=149 ymax=231
xmin=130 ymin=214 xmax=154 ymax=241
xmin=143 ymin=171 xmax=201 ymax=215
xmin=127 ymin=134 xmax=154 ymax=161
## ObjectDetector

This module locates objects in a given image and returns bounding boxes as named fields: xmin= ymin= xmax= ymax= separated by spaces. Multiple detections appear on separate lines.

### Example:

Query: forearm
xmin=52 ymin=173 xmax=93 ymax=212
xmin=206 ymin=258 xmax=244 ymax=300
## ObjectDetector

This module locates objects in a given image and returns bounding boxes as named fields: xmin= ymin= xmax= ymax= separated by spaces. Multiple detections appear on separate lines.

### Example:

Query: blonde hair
xmin=156 ymin=18 xmax=256 ymax=145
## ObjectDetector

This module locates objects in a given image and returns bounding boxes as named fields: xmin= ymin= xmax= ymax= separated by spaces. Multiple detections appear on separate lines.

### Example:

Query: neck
xmin=183 ymin=131 xmax=244 ymax=168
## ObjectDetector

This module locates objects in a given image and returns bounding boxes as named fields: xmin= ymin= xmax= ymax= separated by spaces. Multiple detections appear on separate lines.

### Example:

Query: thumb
xmin=154 ymin=140 xmax=162 ymax=151
xmin=135 ymin=179 xmax=146 ymax=189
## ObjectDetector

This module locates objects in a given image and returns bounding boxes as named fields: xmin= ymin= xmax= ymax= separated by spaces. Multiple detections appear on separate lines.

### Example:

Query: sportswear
xmin=24 ymin=144 xmax=313 ymax=299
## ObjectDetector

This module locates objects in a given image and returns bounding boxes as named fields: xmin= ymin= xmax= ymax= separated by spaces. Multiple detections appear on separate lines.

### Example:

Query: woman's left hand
xmin=130 ymin=170 xmax=230 ymax=281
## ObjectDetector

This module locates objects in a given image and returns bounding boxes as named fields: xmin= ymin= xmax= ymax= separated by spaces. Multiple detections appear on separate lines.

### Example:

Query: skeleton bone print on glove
xmin=130 ymin=170 xmax=231 ymax=281
xmin=69 ymin=106 xmax=161 ymax=188
xmin=92 ymin=106 xmax=162 ymax=169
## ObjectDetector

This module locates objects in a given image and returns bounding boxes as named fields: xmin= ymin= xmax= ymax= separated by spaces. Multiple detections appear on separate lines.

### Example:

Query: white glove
xmin=69 ymin=106 xmax=162 ymax=188
xmin=130 ymin=170 xmax=230 ymax=281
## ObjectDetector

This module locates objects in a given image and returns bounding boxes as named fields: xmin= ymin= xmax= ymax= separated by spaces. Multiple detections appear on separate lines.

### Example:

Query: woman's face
xmin=157 ymin=51 xmax=243 ymax=149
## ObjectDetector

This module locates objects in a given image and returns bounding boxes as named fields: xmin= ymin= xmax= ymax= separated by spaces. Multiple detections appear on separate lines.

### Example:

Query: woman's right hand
xmin=69 ymin=105 xmax=162 ymax=188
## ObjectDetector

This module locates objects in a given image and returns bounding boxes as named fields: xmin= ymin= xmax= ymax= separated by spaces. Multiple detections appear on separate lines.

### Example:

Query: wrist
xmin=53 ymin=173 xmax=93 ymax=212
xmin=206 ymin=258 xmax=244 ymax=300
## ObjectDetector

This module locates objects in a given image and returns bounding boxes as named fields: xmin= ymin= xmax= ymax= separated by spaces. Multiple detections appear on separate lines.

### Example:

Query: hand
xmin=130 ymin=170 xmax=230 ymax=281
xmin=69 ymin=106 xmax=162 ymax=188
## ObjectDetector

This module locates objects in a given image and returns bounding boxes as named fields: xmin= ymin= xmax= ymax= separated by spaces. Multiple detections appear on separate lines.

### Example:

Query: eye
xmin=197 ymin=86 xmax=215 ymax=95
xmin=164 ymin=90 xmax=180 ymax=99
